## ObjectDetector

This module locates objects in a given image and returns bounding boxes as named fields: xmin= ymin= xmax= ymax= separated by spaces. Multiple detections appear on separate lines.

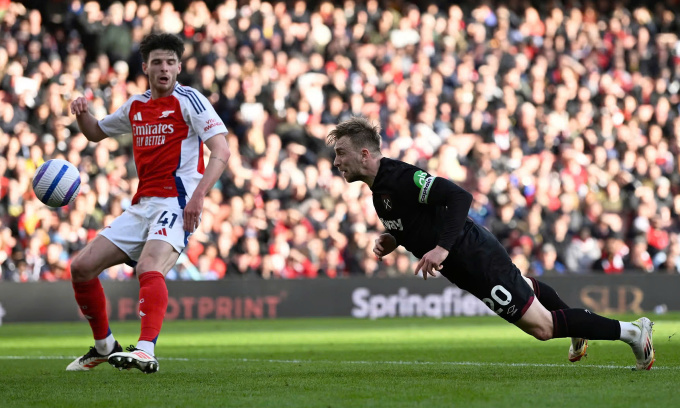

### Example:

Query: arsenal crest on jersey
xmin=381 ymin=194 xmax=392 ymax=211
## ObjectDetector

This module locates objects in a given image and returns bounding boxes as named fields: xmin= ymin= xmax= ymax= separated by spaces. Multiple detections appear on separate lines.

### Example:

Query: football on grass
xmin=32 ymin=159 xmax=81 ymax=208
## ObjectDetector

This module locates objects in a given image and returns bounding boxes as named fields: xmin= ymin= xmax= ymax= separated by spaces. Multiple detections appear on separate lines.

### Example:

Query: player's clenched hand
xmin=183 ymin=195 xmax=203 ymax=232
xmin=415 ymin=245 xmax=449 ymax=280
xmin=70 ymin=97 xmax=90 ymax=116
xmin=373 ymin=233 xmax=397 ymax=261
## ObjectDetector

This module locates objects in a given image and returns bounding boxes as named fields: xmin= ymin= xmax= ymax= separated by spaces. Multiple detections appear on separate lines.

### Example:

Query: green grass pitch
xmin=1 ymin=314 xmax=678 ymax=407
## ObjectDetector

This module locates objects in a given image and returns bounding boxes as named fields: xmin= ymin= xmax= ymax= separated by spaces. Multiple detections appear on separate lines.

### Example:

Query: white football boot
xmin=66 ymin=342 xmax=122 ymax=371
xmin=108 ymin=345 xmax=160 ymax=374
xmin=568 ymin=338 xmax=588 ymax=362
xmin=629 ymin=317 xmax=655 ymax=370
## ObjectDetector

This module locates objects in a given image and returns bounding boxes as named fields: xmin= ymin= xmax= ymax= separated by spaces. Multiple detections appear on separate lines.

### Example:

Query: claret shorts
xmin=441 ymin=221 xmax=535 ymax=323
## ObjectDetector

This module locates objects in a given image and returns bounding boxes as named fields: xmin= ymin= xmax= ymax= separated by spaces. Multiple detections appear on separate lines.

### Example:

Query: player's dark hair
xmin=327 ymin=116 xmax=381 ymax=153
xmin=139 ymin=33 xmax=185 ymax=63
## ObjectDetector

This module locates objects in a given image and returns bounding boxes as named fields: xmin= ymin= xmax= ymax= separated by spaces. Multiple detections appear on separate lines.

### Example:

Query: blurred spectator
xmin=565 ymin=227 xmax=602 ymax=273
xmin=625 ymin=235 xmax=655 ymax=273
xmin=529 ymin=243 xmax=567 ymax=277
xmin=593 ymin=232 xmax=630 ymax=274
xmin=2 ymin=0 xmax=680 ymax=282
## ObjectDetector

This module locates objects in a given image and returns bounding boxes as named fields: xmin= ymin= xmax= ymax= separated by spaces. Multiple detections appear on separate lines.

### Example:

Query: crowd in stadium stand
xmin=1 ymin=0 xmax=679 ymax=282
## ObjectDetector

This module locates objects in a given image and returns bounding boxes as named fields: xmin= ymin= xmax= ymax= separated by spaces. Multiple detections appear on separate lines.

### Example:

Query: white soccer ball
xmin=32 ymin=159 xmax=81 ymax=208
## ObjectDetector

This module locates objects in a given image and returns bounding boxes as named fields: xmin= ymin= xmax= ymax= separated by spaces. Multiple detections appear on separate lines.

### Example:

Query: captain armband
xmin=418 ymin=176 xmax=436 ymax=204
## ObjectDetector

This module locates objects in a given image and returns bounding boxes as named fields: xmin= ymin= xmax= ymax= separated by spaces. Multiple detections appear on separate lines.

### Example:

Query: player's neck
xmin=364 ymin=155 xmax=383 ymax=187
xmin=150 ymin=86 xmax=174 ymax=99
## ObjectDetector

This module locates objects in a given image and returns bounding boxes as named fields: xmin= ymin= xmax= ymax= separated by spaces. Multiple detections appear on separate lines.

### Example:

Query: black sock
xmin=551 ymin=309 xmax=620 ymax=340
xmin=528 ymin=277 xmax=569 ymax=311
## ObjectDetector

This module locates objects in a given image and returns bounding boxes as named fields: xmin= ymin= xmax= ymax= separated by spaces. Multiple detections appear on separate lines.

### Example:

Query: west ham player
xmin=66 ymin=34 xmax=230 ymax=373
xmin=327 ymin=116 xmax=655 ymax=370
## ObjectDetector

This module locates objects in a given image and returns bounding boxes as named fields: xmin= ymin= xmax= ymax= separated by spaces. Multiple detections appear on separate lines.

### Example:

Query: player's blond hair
xmin=326 ymin=116 xmax=381 ymax=153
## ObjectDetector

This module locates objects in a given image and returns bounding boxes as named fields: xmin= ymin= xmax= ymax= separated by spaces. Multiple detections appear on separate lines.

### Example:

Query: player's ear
xmin=142 ymin=61 xmax=147 ymax=75
xmin=177 ymin=61 xmax=182 ymax=74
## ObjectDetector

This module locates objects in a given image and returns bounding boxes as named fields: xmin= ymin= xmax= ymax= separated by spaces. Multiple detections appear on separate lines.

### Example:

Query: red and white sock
xmin=137 ymin=271 xmax=168 ymax=356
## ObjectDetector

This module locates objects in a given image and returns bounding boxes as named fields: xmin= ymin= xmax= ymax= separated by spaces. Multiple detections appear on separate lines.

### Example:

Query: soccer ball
xmin=32 ymin=159 xmax=81 ymax=208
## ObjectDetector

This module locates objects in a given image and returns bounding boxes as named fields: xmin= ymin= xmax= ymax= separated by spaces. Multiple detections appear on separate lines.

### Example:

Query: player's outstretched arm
xmin=183 ymin=133 xmax=230 ymax=232
xmin=415 ymin=245 xmax=448 ymax=280
xmin=374 ymin=233 xmax=397 ymax=261
xmin=69 ymin=96 xmax=109 ymax=142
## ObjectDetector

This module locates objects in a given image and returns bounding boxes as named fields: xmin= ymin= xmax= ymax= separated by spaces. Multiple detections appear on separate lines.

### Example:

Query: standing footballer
xmin=328 ymin=116 xmax=654 ymax=370
xmin=66 ymin=33 xmax=230 ymax=373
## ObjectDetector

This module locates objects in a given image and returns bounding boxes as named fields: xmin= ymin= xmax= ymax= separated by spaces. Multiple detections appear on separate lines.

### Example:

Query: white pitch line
xmin=231 ymin=357 xmax=679 ymax=370
xmin=0 ymin=355 xmax=677 ymax=370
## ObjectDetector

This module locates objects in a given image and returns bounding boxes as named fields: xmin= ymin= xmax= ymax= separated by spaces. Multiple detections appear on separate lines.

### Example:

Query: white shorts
xmin=100 ymin=197 xmax=193 ymax=262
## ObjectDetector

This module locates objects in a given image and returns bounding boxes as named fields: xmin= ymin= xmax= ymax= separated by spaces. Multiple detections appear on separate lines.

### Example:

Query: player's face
xmin=333 ymin=137 xmax=364 ymax=183
xmin=143 ymin=49 xmax=181 ymax=97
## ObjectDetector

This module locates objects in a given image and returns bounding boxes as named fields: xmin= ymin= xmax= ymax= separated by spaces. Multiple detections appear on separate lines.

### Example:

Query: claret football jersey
xmin=370 ymin=158 xmax=472 ymax=258
xmin=98 ymin=83 xmax=228 ymax=207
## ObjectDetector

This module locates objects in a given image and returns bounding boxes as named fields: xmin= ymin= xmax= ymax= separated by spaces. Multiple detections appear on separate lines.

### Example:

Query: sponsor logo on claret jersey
xmin=379 ymin=217 xmax=403 ymax=231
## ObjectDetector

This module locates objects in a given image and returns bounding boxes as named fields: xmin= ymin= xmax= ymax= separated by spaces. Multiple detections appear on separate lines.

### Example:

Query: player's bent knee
xmin=70 ymin=255 xmax=95 ymax=282
xmin=530 ymin=327 xmax=553 ymax=341
xmin=135 ymin=241 xmax=179 ymax=276
xmin=135 ymin=260 xmax=166 ymax=276
xmin=516 ymin=297 xmax=554 ymax=341
xmin=135 ymin=262 xmax=150 ymax=276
